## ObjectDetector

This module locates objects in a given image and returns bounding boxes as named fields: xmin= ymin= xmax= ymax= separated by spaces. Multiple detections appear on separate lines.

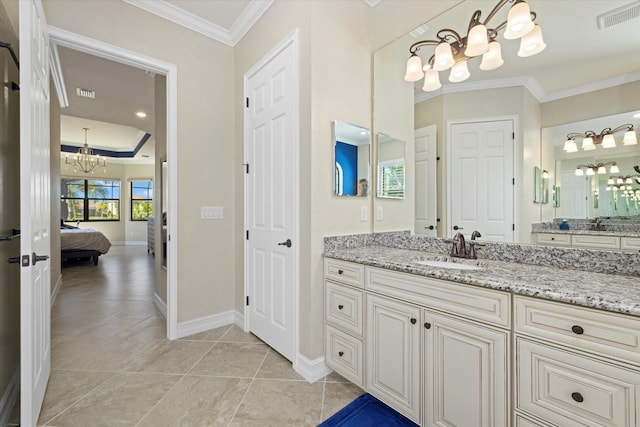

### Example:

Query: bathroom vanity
xmin=323 ymin=238 xmax=640 ymax=427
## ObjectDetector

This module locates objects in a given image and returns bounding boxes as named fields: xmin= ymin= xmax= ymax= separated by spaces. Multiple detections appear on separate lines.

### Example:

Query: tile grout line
xmin=228 ymin=346 xmax=272 ymax=424
xmin=319 ymin=373 xmax=328 ymax=424
xmin=134 ymin=336 xmax=222 ymax=426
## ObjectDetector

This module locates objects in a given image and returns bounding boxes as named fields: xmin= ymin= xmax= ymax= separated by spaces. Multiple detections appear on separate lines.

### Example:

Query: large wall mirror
xmin=542 ymin=111 xmax=639 ymax=220
xmin=372 ymin=0 xmax=639 ymax=247
xmin=333 ymin=120 xmax=371 ymax=197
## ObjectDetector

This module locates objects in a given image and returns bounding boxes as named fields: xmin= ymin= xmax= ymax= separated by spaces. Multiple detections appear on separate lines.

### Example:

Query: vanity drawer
xmin=517 ymin=337 xmax=640 ymax=427
xmin=515 ymin=414 xmax=553 ymax=427
xmin=621 ymin=237 xmax=640 ymax=252
xmin=571 ymin=234 xmax=620 ymax=249
xmin=325 ymin=281 xmax=364 ymax=336
xmin=515 ymin=296 xmax=640 ymax=365
xmin=535 ymin=233 xmax=571 ymax=246
xmin=325 ymin=325 xmax=364 ymax=386
xmin=324 ymin=258 xmax=364 ymax=288
xmin=366 ymin=266 xmax=510 ymax=328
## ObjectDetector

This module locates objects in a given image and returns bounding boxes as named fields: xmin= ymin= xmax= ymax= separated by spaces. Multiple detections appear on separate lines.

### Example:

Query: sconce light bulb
xmin=623 ymin=129 xmax=637 ymax=145
xmin=505 ymin=1 xmax=535 ymax=40
xmin=610 ymin=164 xmax=620 ymax=173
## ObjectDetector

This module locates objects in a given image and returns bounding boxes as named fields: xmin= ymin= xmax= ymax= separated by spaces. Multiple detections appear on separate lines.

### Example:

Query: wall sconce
xmin=575 ymin=161 xmax=619 ymax=176
xmin=404 ymin=0 xmax=546 ymax=92
xmin=564 ymin=124 xmax=637 ymax=152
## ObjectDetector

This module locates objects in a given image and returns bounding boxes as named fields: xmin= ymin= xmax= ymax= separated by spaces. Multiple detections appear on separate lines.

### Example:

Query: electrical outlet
xmin=201 ymin=206 xmax=224 ymax=219
xmin=360 ymin=206 xmax=367 ymax=221
xmin=376 ymin=205 xmax=384 ymax=221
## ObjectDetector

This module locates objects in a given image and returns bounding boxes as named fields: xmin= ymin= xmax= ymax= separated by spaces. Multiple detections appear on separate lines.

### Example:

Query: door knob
xmin=32 ymin=253 xmax=49 ymax=264
xmin=427 ymin=225 xmax=435 ymax=230
xmin=453 ymin=225 xmax=463 ymax=230
xmin=7 ymin=256 xmax=20 ymax=264
xmin=277 ymin=239 xmax=292 ymax=248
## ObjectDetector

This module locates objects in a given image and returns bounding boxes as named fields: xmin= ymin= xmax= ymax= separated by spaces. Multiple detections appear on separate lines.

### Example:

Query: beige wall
xmin=44 ymin=0 xmax=236 ymax=322
xmin=0 ymin=0 xmax=20 ymax=406
xmin=235 ymin=0 xmax=372 ymax=359
xmin=51 ymin=82 xmax=62 ymax=293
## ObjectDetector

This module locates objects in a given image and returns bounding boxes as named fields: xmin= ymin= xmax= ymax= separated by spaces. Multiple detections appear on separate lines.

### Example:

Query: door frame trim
xmin=243 ymin=29 xmax=300 ymax=364
xmin=47 ymin=26 xmax=180 ymax=340
xmin=445 ymin=116 xmax=519 ymax=241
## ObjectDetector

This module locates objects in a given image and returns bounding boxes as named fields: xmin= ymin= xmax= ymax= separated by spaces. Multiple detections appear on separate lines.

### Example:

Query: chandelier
xmin=575 ymin=161 xmax=619 ymax=176
xmin=65 ymin=128 xmax=106 ymax=174
xmin=403 ymin=0 xmax=546 ymax=91
xmin=564 ymin=124 xmax=637 ymax=152
xmin=607 ymin=175 xmax=640 ymax=187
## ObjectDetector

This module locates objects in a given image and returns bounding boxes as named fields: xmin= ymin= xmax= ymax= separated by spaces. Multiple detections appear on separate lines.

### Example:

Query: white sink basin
xmin=414 ymin=260 xmax=484 ymax=271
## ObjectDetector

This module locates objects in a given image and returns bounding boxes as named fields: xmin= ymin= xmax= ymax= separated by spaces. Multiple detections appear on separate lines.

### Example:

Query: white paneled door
xmin=19 ymin=1 xmax=51 ymax=425
xmin=415 ymin=125 xmax=437 ymax=236
xmin=245 ymin=33 xmax=298 ymax=361
xmin=449 ymin=120 xmax=514 ymax=242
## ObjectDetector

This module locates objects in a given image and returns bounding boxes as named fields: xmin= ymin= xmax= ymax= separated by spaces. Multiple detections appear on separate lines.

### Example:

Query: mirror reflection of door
xmin=415 ymin=125 xmax=437 ymax=236
xmin=161 ymin=161 xmax=167 ymax=269
xmin=333 ymin=120 xmax=370 ymax=197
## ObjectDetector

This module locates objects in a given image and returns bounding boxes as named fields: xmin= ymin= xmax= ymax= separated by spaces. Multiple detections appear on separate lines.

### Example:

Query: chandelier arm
xmin=408 ymin=39 xmax=441 ymax=54
xmin=487 ymin=11 xmax=537 ymax=35
xmin=481 ymin=0 xmax=513 ymax=26
xmin=467 ymin=10 xmax=483 ymax=33
xmin=610 ymin=124 xmax=634 ymax=134
xmin=566 ymin=132 xmax=587 ymax=139
xmin=435 ymin=29 xmax=464 ymax=44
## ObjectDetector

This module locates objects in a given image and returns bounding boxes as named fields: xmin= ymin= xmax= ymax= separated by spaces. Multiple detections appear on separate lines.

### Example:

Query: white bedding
xmin=60 ymin=228 xmax=112 ymax=254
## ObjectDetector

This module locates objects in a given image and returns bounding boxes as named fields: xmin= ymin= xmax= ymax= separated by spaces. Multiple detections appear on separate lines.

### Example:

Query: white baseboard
xmin=0 ymin=367 xmax=19 ymax=427
xmin=177 ymin=310 xmax=236 ymax=339
xmin=153 ymin=292 xmax=167 ymax=318
xmin=234 ymin=309 xmax=244 ymax=327
xmin=294 ymin=353 xmax=332 ymax=384
xmin=111 ymin=241 xmax=146 ymax=246
xmin=51 ymin=273 xmax=62 ymax=305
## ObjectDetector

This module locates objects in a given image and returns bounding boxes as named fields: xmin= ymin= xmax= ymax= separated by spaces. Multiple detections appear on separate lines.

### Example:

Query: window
xmin=377 ymin=159 xmax=405 ymax=199
xmin=61 ymin=178 xmax=120 ymax=221
xmin=131 ymin=180 xmax=153 ymax=221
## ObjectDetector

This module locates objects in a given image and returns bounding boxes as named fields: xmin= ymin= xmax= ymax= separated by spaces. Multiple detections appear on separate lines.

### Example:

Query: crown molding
xmin=49 ymin=42 xmax=69 ymax=108
xmin=229 ymin=1 xmax=274 ymax=45
xmin=414 ymin=71 xmax=640 ymax=105
xmin=122 ymin=0 xmax=273 ymax=47
xmin=363 ymin=0 xmax=382 ymax=7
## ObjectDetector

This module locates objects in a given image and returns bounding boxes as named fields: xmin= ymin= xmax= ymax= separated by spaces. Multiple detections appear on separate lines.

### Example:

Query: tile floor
xmin=14 ymin=246 xmax=362 ymax=426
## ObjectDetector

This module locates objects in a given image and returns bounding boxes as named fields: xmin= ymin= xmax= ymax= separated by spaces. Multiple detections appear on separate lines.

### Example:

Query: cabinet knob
xmin=338 ymin=351 xmax=344 ymax=357
xmin=551 ymin=237 xmax=555 ymax=240
xmin=571 ymin=392 xmax=584 ymax=403
xmin=571 ymin=325 xmax=584 ymax=335
xmin=338 ymin=304 xmax=344 ymax=310
xmin=410 ymin=318 xmax=417 ymax=324
xmin=424 ymin=322 xmax=431 ymax=329
xmin=338 ymin=269 xmax=344 ymax=275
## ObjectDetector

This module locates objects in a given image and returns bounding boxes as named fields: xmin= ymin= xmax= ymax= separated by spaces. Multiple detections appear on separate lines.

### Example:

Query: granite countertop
xmin=532 ymin=229 xmax=640 ymax=237
xmin=324 ymin=246 xmax=640 ymax=318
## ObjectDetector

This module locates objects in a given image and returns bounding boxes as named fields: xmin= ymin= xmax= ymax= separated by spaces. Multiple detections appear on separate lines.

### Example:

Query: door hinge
xmin=513 ymin=224 xmax=515 ymax=231
xmin=246 ymin=296 xmax=249 ymax=306
xmin=246 ymin=97 xmax=249 ymax=108
xmin=512 ymin=177 xmax=515 ymax=185
xmin=512 ymin=132 xmax=515 ymax=140
xmin=244 ymin=163 xmax=249 ymax=174
xmin=246 ymin=230 xmax=249 ymax=240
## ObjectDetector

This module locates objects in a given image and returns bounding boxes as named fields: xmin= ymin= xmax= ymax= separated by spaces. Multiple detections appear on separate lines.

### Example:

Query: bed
xmin=60 ymin=226 xmax=112 ymax=265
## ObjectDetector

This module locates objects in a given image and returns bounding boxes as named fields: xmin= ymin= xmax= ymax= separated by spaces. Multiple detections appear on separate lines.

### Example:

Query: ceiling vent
xmin=76 ymin=88 xmax=95 ymax=99
xmin=597 ymin=0 xmax=640 ymax=29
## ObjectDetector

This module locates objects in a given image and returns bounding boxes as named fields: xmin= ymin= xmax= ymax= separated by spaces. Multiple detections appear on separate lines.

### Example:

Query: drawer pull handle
xmin=571 ymin=392 xmax=584 ymax=403
xmin=338 ymin=304 xmax=344 ymax=310
xmin=338 ymin=351 xmax=344 ymax=357
xmin=571 ymin=325 xmax=584 ymax=335
xmin=424 ymin=322 xmax=431 ymax=329
xmin=338 ymin=269 xmax=344 ymax=275
xmin=410 ymin=318 xmax=417 ymax=325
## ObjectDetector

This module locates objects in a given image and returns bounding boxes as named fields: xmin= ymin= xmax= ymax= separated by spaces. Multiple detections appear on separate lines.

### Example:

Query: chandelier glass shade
xmin=575 ymin=161 xmax=619 ymax=177
xmin=564 ymin=124 xmax=637 ymax=153
xmin=65 ymin=128 xmax=106 ymax=174
xmin=403 ymin=0 xmax=546 ymax=91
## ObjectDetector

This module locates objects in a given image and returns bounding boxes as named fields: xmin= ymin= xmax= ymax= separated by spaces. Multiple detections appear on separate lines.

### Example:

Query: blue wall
xmin=335 ymin=141 xmax=358 ymax=195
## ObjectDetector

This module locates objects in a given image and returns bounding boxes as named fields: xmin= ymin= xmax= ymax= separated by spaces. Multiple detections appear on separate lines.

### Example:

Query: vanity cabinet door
xmin=366 ymin=294 xmax=421 ymax=423
xmin=424 ymin=311 xmax=509 ymax=427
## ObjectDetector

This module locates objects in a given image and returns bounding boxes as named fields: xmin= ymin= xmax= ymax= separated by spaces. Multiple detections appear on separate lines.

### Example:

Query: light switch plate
xmin=376 ymin=205 xmax=384 ymax=221
xmin=360 ymin=206 xmax=367 ymax=221
xmin=201 ymin=206 xmax=223 ymax=219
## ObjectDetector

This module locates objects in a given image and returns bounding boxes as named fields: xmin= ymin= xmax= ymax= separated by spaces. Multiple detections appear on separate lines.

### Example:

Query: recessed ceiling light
xmin=136 ymin=111 xmax=147 ymax=118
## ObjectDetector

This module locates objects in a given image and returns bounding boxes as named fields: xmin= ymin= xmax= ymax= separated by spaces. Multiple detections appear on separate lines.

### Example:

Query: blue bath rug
xmin=319 ymin=393 xmax=419 ymax=427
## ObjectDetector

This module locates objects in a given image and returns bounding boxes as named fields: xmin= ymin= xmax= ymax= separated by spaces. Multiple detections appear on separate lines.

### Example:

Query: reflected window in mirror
xmin=333 ymin=120 xmax=370 ymax=197
xmin=376 ymin=133 xmax=405 ymax=199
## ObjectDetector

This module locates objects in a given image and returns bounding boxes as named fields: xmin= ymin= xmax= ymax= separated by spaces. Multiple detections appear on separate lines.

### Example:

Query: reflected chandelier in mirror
xmin=564 ymin=124 xmax=637 ymax=152
xmin=404 ymin=0 xmax=546 ymax=91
